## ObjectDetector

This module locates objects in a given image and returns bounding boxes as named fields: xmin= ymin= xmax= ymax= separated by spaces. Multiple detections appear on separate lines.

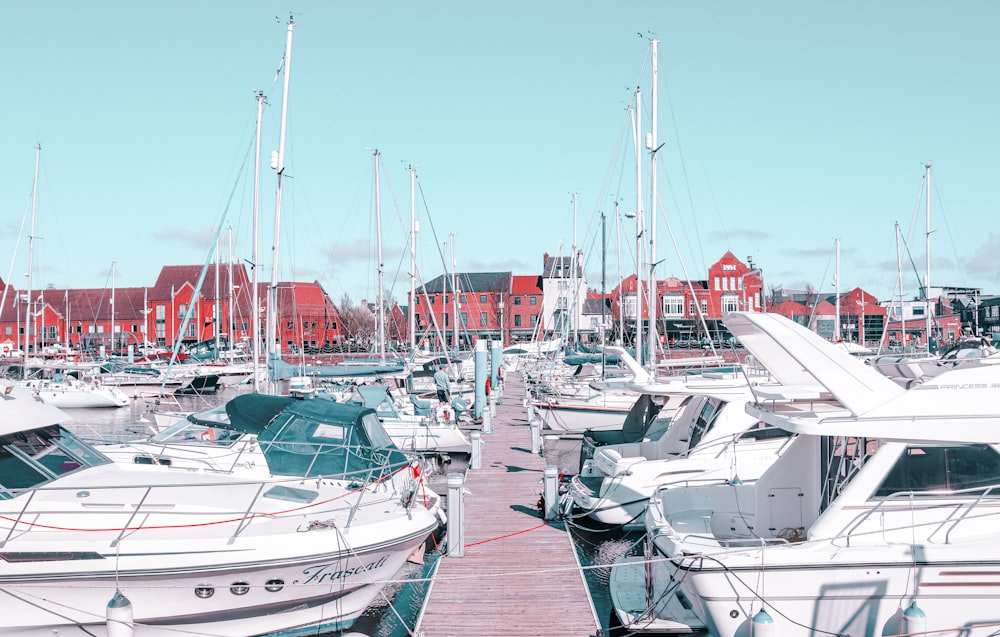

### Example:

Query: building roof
xmin=150 ymin=264 xmax=252 ymax=303
xmin=417 ymin=272 xmax=511 ymax=295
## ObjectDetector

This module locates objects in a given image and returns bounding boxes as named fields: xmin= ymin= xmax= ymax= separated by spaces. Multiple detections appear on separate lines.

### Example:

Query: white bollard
xmin=530 ymin=418 xmax=541 ymax=455
xmin=543 ymin=465 xmax=559 ymax=521
xmin=470 ymin=432 xmax=482 ymax=470
xmin=482 ymin=401 xmax=494 ymax=434
xmin=489 ymin=394 xmax=497 ymax=418
xmin=543 ymin=434 xmax=560 ymax=460
xmin=446 ymin=472 xmax=465 ymax=557
xmin=106 ymin=590 xmax=134 ymax=637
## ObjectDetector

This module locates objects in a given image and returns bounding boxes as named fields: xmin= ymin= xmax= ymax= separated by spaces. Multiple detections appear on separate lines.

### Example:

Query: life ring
xmin=0 ymin=343 xmax=10 ymax=356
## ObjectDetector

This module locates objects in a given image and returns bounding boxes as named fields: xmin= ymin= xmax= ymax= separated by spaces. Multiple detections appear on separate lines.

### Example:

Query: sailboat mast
xmin=647 ymin=37 xmax=659 ymax=360
xmin=600 ymin=210 xmax=607 ymax=362
xmin=924 ymin=163 xmax=932 ymax=347
xmin=631 ymin=92 xmax=644 ymax=368
xmin=24 ymin=143 xmax=40 ymax=363
xmin=251 ymin=90 xmax=265 ymax=392
xmin=214 ymin=238 xmax=221 ymax=353
xmin=615 ymin=199 xmax=625 ymax=346
xmin=572 ymin=192 xmax=578 ymax=346
xmin=896 ymin=222 xmax=905 ymax=347
xmin=834 ymin=238 xmax=840 ymax=341
xmin=451 ymin=234 xmax=459 ymax=350
xmin=267 ymin=17 xmax=295 ymax=369
xmin=409 ymin=165 xmax=417 ymax=353
xmin=374 ymin=149 xmax=386 ymax=364
xmin=227 ymin=227 xmax=234 ymax=353
xmin=110 ymin=261 xmax=116 ymax=353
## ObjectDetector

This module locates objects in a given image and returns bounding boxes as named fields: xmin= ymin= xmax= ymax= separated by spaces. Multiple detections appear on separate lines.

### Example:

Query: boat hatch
xmin=264 ymin=485 xmax=318 ymax=503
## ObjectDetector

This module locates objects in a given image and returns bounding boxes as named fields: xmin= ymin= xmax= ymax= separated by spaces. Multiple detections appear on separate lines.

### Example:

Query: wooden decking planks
xmin=416 ymin=371 xmax=599 ymax=637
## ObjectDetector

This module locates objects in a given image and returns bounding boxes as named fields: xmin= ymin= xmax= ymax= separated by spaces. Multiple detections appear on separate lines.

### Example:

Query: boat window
xmin=359 ymin=412 xmax=395 ymax=452
xmin=737 ymin=423 xmax=793 ymax=441
xmin=0 ymin=426 xmax=110 ymax=497
xmin=152 ymin=421 xmax=240 ymax=447
xmin=687 ymin=397 xmax=721 ymax=449
xmin=874 ymin=444 xmax=1000 ymax=498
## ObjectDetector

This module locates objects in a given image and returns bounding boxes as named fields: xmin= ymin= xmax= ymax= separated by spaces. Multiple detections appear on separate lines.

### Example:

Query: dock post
xmin=470 ymin=431 xmax=482 ymax=470
xmin=482 ymin=397 xmax=494 ymax=434
xmin=474 ymin=340 xmax=487 ymax=420
xmin=530 ymin=417 xmax=541 ymax=455
xmin=446 ymin=472 xmax=465 ymax=557
xmin=543 ymin=465 xmax=560 ymax=521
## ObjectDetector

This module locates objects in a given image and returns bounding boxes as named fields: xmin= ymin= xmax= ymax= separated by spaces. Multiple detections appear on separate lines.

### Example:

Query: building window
xmin=689 ymin=300 xmax=697 ymax=316
xmin=444 ymin=294 xmax=449 ymax=305
xmin=286 ymin=321 xmax=293 ymax=330
xmin=530 ymin=297 xmax=537 ymax=306
xmin=530 ymin=314 xmax=538 ymax=326
xmin=443 ymin=313 xmax=449 ymax=327
xmin=663 ymin=295 xmax=684 ymax=317
xmin=480 ymin=294 xmax=487 ymax=303
xmin=701 ymin=300 xmax=709 ymax=314
xmin=715 ymin=277 xmax=721 ymax=291
xmin=461 ymin=294 xmax=467 ymax=303
xmin=514 ymin=315 xmax=522 ymax=327
xmin=429 ymin=295 xmax=435 ymax=305
xmin=480 ymin=312 xmax=487 ymax=327
xmin=414 ymin=296 xmax=420 ymax=305
xmin=624 ymin=296 xmax=637 ymax=319
xmin=460 ymin=312 xmax=468 ymax=327
xmin=514 ymin=297 xmax=522 ymax=306
xmin=721 ymin=294 xmax=738 ymax=314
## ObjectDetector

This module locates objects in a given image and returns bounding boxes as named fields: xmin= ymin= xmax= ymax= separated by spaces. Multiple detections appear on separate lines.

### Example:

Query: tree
xmin=337 ymin=294 xmax=375 ymax=351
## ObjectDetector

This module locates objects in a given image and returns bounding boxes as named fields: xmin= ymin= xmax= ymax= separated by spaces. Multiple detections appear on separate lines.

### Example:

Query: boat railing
xmin=841 ymin=483 xmax=1000 ymax=547
xmin=0 ymin=470 xmax=403 ymax=548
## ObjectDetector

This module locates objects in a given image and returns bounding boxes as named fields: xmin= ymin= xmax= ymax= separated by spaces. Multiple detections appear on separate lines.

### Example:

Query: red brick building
xmin=0 ymin=266 xmax=344 ymax=356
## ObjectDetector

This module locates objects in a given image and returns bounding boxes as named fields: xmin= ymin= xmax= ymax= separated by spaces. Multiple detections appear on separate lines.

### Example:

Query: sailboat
xmin=11 ymin=147 xmax=131 ymax=409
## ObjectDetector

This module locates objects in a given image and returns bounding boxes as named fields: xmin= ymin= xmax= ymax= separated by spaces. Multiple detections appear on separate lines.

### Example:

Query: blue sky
xmin=4 ymin=1 xmax=999 ymax=308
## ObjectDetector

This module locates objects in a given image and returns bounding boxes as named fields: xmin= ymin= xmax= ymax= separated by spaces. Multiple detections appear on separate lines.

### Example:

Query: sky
xmin=4 ymin=1 xmax=1000 ymax=309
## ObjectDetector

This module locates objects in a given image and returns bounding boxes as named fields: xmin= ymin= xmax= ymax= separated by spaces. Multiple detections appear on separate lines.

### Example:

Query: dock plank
xmin=417 ymin=371 xmax=599 ymax=637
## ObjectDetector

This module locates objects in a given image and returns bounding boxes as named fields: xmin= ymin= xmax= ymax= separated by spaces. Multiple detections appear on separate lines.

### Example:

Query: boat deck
xmin=417 ymin=371 xmax=599 ymax=637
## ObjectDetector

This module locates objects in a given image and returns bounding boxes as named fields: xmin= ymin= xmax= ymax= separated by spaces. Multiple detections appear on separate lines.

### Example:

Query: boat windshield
xmin=874 ymin=444 xmax=1000 ymax=498
xmin=0 ymin=425 xmax=111 ymax=498
xmin=150 ymin=404 xmax=240 ymax=447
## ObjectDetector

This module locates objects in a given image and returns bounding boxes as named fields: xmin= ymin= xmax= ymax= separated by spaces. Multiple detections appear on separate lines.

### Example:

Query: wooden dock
xmin=416 ymin=371 xmax=600 ymax=637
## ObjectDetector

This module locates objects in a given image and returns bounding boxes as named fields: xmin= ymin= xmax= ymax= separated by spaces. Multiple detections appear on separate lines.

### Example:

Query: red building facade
xmin=0 ymin=266 xmax=344 ymax=356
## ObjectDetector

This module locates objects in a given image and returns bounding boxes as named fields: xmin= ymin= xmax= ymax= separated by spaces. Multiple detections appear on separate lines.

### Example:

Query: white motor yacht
xmin=0 ymin=380 xmax=441 ymax=637
xmin=613 ymin=311 xmax=1000 ymax=637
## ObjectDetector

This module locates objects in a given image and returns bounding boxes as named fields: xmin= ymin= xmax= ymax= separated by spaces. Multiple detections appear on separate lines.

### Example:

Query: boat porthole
xmin=194 ymin=586 xmax=215 ymax=599
xmin=729 ymin=609 xmax=739 ymax=618
xmin=76 ymin=491 xmax=90 ymax=498
xmin=230 ymin=582 xmax=251 ymax=596
xmin=264 ymin=579 xmax=285 ymax=592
